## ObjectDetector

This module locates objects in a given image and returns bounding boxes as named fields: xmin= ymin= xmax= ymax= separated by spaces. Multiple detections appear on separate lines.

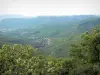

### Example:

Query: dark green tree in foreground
xmin=70 ymin=26 xmax=100 ymax=75
xmin=70 ymin=26 xmax=100 ymax=63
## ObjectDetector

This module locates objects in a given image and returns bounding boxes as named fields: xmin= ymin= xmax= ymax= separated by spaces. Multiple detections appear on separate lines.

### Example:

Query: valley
xmin=0 ymin=15 xmax=100 ymax=57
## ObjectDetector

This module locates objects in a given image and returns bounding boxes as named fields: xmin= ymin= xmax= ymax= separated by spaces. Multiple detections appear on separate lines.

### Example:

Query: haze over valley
xmin=0 ymin=15 xmax=100 ymax=57
xmin=1 ymin=0 xmax=100 ymax=75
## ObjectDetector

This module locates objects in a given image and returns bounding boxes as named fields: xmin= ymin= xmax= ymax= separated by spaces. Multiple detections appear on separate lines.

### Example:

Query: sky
xmin=0 ymin=0 xmax=100 ymax=16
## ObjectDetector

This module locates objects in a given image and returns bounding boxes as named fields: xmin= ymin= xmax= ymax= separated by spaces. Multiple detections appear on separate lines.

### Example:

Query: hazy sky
xmin=0 ymin=0 xmax=100 ymax=16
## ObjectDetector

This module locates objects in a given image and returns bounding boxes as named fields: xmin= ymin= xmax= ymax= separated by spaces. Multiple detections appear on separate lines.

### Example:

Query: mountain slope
xmin=78 ymin=17 xmax=100 ymax=32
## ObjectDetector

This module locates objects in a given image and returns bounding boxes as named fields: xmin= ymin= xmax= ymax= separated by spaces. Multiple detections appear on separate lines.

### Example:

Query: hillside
xmin=0 ymin=15 xmax=100 ymax=57
xmin=78 ymin=17 xmax=100 ymax=31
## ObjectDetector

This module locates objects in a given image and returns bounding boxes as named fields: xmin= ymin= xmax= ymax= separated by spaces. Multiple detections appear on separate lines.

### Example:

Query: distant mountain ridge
xmin=0 ymin=15 xmax=97 ymax=29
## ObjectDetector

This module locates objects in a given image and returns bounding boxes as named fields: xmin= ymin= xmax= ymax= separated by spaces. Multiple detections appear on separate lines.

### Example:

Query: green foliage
xmin=70 ymin=26 xmax=100 ymax=63
xmin=70 ymin=64 xmax=100 ymax=75
xmin=69 ymin=26 xmax=100 ymax=75
xmin=0 ymin=44 xmax=74 ymax=75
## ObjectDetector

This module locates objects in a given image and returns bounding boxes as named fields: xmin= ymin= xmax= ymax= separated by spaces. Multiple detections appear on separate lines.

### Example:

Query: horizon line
xmin=0 ymin=14 xmax=100 ymax=17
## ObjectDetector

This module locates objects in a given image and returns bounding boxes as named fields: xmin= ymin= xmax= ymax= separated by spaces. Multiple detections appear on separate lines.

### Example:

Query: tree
xmin=70 ymin=26 xmax=100 ymax=64
xmin=69 ymin=26 xmax=100 ymax=75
